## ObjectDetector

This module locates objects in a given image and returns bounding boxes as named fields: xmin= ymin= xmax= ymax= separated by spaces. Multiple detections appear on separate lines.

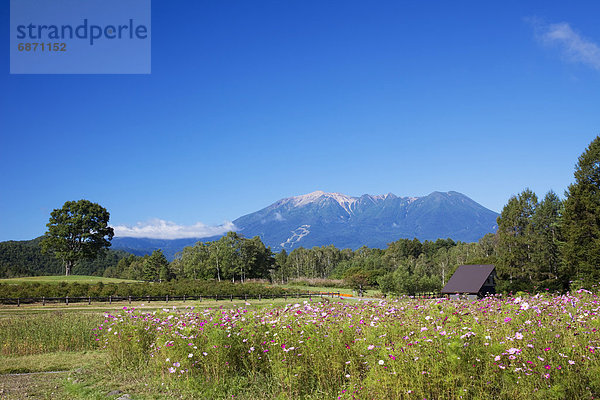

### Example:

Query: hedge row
xmin=0 ymin=280 xmax=292 ymax=299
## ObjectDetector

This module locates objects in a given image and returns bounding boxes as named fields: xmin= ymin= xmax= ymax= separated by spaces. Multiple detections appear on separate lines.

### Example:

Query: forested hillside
xmin=0 ymin=237 xmax=131 ymax=278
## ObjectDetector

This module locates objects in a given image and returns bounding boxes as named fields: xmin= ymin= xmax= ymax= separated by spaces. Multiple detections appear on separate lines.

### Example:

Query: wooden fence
xmin=0 ymin=292 xmax=343 ymax=306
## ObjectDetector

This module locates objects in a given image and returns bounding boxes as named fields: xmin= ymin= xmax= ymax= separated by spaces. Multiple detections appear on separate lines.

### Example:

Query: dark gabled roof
xmin=441 ymin=264 xmax=495 ymax=294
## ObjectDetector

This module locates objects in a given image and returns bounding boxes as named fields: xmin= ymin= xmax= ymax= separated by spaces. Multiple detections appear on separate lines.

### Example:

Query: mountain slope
xmin=0 ymin=237 xmax=132 ymax=278
xmin=232 ymin=190 xmax=498 ymax=250
xmin=111 ymin=190 xmax=499 ymax=257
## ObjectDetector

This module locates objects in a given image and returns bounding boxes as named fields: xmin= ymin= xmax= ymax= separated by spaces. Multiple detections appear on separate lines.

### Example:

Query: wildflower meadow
xmin=97 ymin=290 xmax=600 ymax=399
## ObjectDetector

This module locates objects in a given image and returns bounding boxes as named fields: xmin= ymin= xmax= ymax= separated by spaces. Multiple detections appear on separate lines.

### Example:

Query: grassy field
xmin=3 ymin=292 xmax=600 ymax=399
xmin=280 ymin=283 xmax=382 ymax=297
xmin=0 ymin=275 xmax=141 ymax=285
xmin=0 ymin=297 xmax=332 ymax=399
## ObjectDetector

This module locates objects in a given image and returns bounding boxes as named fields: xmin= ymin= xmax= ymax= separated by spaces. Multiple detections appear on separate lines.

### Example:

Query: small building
xmin=441 ymin=264 xmax=496 ymax=299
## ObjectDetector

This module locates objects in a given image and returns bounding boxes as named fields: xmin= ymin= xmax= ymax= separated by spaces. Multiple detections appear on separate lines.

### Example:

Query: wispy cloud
xmin=112 ymin=219 xmax=236 ymax=239
xmin=531 ymin=18 xmax=600 ymax=71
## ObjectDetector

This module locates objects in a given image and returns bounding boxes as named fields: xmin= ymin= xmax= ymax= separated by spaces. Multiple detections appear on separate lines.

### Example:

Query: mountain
xmin=111 ymin=190 xmax=499 ymax=258
xmin=231 ymin=190 xmax=498 ymax=251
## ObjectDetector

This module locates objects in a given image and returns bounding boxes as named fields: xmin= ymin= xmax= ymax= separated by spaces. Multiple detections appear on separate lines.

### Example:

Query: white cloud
xmin=532 ymin=19 xmax=600 ymax=70
xmin=112 ymin=219 xmax=237 ymax=239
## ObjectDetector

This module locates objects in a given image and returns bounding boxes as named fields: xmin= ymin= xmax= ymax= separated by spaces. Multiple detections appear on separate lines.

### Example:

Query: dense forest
xmin=0 ymin=237 xmax=131 ymax=278
xmin=2 ymin=136 xmax=600 ymax=295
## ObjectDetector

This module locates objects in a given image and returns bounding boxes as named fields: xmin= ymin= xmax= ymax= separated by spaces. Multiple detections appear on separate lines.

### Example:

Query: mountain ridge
xmin=111 ymin=190 xmax=499 ymax=259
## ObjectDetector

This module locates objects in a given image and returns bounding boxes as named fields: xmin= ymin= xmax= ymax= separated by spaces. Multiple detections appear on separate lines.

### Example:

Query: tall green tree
xmin=143 ymin=250 xmax=170 ymax=282
xmin=496 ymin=189 xmax=538 ymax=291
xmin=272 ymin=249 xmax=288 ymax=283
xmin=176 ymin=242 xmax=211 ymax=279
xmin=41 ymin=200 xmax=114 ymax=276
xmin=240 ymin=236 xmax=274 ymax=281
xmin=208 ymin=232 xmax=241 ymax=281
xmin=562 ymin=136 xmax=600 ymax=288
xmin=531 ymin=191 xmax=563 ymax=289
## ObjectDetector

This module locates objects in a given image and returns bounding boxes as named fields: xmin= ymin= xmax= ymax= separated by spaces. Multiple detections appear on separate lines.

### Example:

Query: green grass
xmin=0 ymin=297 xmax=327 ymax=317
xmin=0 ymin=275 xmax=141 ymax=284
xmin=0 ymin=298 xmax=331 ymax=400
xmin=8 ymin=294 xmax=598 ymax=399
xmin=0 ymin=311 xmax=103 ymax=356
xmin=95 ymin=292 xmax=600 ymax=399
xmin=0 ymin=351 xmax=105 ymax=374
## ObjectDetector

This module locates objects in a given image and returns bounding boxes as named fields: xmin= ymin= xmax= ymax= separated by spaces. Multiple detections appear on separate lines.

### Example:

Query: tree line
xmin=7 ymin=136 xmax=600 ymax=296
xmin=103 ymin=136 xmax=600 ymax=295
xmin=0 ymin=280 xmax=289 ymax=299
xmin=496 ymin=136 xmax=600 ymax=292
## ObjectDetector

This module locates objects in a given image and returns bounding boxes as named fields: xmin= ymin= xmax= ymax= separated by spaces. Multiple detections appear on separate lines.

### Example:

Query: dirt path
xmin=0 ymin=371 xmax=69 ymax=400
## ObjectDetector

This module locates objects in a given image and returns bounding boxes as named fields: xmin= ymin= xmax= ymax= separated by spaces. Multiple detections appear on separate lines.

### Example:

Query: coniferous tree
xmin=562 ymin=136 xmax=600 ymax=288
xmin=143 ymin=250 xmax=169 ymax=282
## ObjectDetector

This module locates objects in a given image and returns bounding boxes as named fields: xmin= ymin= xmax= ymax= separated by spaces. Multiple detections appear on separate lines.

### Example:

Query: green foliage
xmin=562 ymin=135 xmax=600 ymax=289
xmin=41 ymin=200 xmax=114 ymax=276
xmin=0 ymin=279 xmax=289 ymax=299
xmin=143 ymin=250 xmax=170 ymax=282
xmin=531 ymin=191 xmax=563 ymax=290
xmin=496 ymin=189 xmax=564 ymax=292
xmin=496 ymin=189 xmax=539 ymax=291
xmin=175 ymin=232 xmax=275 ymax=283
xmin=0 ymin=237 xmax=130 ymax=278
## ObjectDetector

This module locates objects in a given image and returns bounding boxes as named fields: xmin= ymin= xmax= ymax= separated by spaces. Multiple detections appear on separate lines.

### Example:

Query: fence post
xmin=147 ymin=295 xmax=150 ymax=303
xmin=259 ymin=294 xmax=261 ymax=301
xmin=109 ymin=296 xmax=112 ymax=304
xmin=199 ymin=295 xmax=202 ymax=302
xmin=244 ymin=294 xmax=247 ymax=301
xmin=66 ymin=296 xmax=69 ymax=306
xmin=230 ymin=294 xmax=233 ymax=302
xmin=128 ymin=296 xmax=131 ymax=304
xmin=166 ymin=295 xmax=169 ymax=303
xmin=42 ymin=296 xmax=45 ymax=306
xmin=88 ymin=296 xmax=91 ymax=305
xmin=17 ymin=298 xmax=20 ymax=307
xmin=183 ymin=295 xmax=185 ymax=302
xmin=215 ymin=294 xmax=218 ymax=301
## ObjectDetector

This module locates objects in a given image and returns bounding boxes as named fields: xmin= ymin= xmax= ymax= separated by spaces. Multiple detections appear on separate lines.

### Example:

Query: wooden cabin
xmin=441 ymin=264 xmax=496 ymax=299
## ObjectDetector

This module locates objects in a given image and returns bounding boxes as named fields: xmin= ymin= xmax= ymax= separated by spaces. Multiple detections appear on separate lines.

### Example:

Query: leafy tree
xmin=496 ymin=189 xmax=538 ymax=291
xmin=562 ymin=136 xmax=600 ymax=288
xmin=176 ymin=242 xmax=211 ymax=280
xmin=240 ymin=236 xmax=274 ymax=281
xmin=41 ymin=200 xmax=114 ymax=276
xmin=208 ymin=232 xmax=241 ymax=282
xmin=272 ymin=249 xmax=288 ymax=283
xmin=531 ymin=191 xmax=563 ymax=289
xmin=143 ymin=250 xmax=170 ymax=282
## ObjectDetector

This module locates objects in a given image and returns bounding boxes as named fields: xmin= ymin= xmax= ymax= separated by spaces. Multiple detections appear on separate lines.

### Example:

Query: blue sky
xmin=1 ymin=0 xmax=600 ymax=241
